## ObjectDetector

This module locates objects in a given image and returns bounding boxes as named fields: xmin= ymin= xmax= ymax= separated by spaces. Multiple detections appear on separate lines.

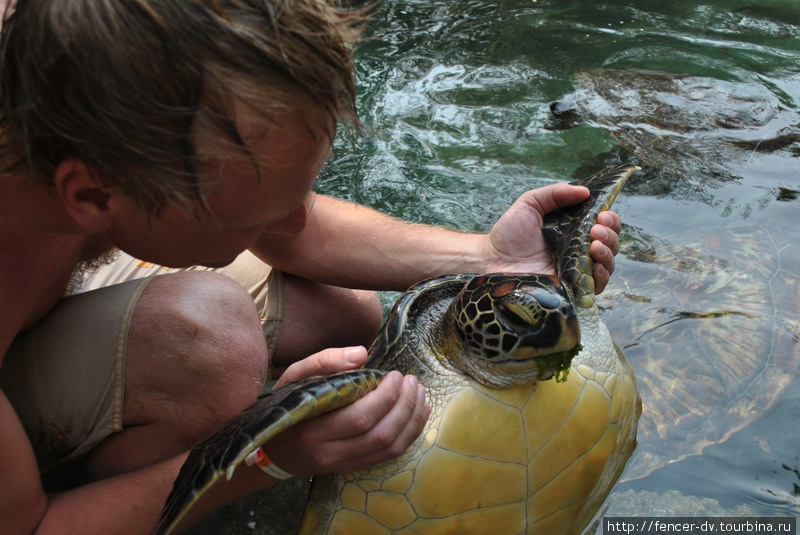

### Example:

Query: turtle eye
xmin=497 ymin=299 xmax=542 ymax=329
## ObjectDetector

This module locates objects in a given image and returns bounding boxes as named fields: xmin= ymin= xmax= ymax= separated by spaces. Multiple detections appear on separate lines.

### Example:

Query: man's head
xmin=0 ymin=0 xmax=364 ymax=215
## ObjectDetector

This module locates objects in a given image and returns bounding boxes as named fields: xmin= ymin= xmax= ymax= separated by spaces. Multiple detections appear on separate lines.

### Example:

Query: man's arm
xmin=251 ymin=193 xmax=485 ymax=291
xmin=1 ymin=389 xmax=187 ymax=535
xmin=0 ymin=391 xmax=46 ymax=535
xmin=251 ymin=185 xmax=621 ymax=293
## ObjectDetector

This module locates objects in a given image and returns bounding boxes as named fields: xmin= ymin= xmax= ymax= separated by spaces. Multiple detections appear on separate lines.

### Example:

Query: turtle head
xmin=443 ymin=273 xmax=581 ymax=388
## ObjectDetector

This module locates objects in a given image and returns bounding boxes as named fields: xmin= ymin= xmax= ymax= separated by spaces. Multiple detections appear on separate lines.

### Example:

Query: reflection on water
xmin=319 ymin=0 xmax=800 ymax=522
xmin=601 ymin=223 xmax=799 ymax=482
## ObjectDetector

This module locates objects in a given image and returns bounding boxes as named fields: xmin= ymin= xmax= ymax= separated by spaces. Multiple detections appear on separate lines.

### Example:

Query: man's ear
xmin=53 ymin=159 xmax=115 ymax=232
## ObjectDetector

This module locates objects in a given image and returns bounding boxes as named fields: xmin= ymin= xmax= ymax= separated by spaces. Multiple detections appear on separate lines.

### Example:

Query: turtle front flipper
xmin=542 ymin=163 xmax=639 ymax=308
xmin=153 ymin=369 xmax=386 ymax=535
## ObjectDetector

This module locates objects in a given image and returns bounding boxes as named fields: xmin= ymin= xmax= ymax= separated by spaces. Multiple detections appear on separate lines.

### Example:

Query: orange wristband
xmin=244 ymin=448 xmax=294 ymax=480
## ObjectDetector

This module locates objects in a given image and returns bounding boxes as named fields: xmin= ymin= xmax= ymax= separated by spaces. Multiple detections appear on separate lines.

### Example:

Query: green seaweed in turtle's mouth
xmin=541 ymin=343 xmax=583 ymax=383
xmin=493 ymin=343 xmax=582 ymax=384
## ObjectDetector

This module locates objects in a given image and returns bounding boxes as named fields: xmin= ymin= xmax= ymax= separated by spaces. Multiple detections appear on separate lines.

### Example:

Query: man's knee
xmin=126 ymin=271 xmax=268 ymax=438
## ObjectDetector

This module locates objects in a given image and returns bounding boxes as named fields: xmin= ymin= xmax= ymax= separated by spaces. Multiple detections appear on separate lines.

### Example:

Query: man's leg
xmin=2 ymin=268 xmax=270 ymax=486
xmin=86 ymin=271 xmax=268 ymax=480
xmin=270 ymin=273 xmax=383 ymax=376
xmin=80 ymin=250 xmax=385 ymax=381
xmin=81 ymin=266 xmax=384 ymax=479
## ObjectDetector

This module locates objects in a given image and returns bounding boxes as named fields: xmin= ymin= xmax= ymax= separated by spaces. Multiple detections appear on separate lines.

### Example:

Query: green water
xmin=318 ymin=0 xmax=800 ymax=524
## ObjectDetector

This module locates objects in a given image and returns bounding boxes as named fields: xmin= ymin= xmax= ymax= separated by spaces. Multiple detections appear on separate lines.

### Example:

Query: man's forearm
xmin=32 ymin=457 xmax=180 ymax=535
xmin=251 ymin=194 xmax=488 ymax=292
xmin=34 ymin=455 xmax=275 ymax=535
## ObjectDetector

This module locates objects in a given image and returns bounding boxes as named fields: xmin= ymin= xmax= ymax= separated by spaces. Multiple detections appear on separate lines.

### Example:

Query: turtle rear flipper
xmin=153 ymin=369 xmax=386 ymax=535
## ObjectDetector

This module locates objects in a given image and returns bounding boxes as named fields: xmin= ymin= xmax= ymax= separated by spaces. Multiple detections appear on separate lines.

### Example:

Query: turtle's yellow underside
xmin=299 ymin=359 xmax=638 ymax=535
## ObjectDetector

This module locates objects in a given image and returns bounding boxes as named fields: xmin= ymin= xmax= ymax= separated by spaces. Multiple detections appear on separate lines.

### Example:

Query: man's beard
xmin=65 ymin=236 xmax=120 ymax=295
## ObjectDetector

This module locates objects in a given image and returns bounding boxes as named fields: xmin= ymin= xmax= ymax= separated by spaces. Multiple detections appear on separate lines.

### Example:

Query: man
xmin=0 ymin=1 xmax=622 ymax=534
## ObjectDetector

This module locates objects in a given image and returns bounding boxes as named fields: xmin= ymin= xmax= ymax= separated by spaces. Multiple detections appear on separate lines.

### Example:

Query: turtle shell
xmin=598 ymin=221 xmax=800 ymax=481
xmin=299 ymin=364 xmax=638 ymax=534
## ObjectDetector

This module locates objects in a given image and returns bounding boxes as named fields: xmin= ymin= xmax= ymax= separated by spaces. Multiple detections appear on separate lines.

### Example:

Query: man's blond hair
xmin=0 ymin=0 xmax=365 ymax=213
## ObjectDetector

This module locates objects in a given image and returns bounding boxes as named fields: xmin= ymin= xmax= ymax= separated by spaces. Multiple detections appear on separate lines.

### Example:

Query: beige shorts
xmin=0 ymin=250 xmax=284 ymax=474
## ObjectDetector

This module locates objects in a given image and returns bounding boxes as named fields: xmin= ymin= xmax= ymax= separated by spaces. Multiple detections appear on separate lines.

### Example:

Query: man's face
xmin=105 ymin=102 xmax=331 ymax=267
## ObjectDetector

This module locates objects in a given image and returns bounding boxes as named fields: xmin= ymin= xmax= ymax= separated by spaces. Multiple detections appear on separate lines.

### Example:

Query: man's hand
xmin=267 ymin=346 xmax=430 ymax=476
xmin=484 ymin=184 xmax=621 ymax=293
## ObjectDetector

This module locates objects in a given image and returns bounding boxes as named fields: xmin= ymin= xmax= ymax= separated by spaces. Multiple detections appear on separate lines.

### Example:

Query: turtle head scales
xmin=442 ymin=273 xmax=581 ymax=388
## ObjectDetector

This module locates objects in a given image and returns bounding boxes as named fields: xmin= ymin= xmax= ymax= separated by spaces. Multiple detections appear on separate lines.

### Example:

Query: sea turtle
xmin=546 ymin=68 xmax=800 ymax=184
xmin=154 ymin=164 xmax=642 ymax=535
xmin=596 ymin=219 xmax=800 ymax=483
